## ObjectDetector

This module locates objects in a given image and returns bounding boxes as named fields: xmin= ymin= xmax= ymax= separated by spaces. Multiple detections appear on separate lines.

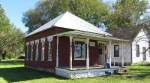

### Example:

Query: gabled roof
xmin=107 ymin=26 xmax=150 ymax=41
xmin=26 ymin=11 xmax=111 ymax=37
xmin=107 ymin=27 xmax=140 ymax=40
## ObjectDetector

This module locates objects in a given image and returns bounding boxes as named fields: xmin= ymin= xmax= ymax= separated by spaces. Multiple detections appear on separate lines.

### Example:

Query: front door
xmin=143 ymin=47 xmax=146 ymax=61
xmin=98 ymin=43 xmax=106 ymax=65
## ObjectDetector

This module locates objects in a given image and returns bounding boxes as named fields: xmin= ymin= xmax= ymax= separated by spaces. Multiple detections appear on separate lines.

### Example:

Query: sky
xmin=0 ymin=0 xmax=39 ymax=32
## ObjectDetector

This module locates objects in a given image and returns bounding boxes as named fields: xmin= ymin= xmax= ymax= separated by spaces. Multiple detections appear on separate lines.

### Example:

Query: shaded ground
xmin=0 ymin=60 xmax=150 ymax=83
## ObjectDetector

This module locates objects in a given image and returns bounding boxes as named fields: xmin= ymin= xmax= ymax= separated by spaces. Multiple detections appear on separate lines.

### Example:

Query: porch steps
xmin=118 ymin=67 xmax=128 ymax=74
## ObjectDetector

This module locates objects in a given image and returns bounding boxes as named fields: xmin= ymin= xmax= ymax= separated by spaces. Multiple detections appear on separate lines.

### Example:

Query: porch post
xmin=108 ymin=40 xmax=112 ymax=68
xmin=69 ymin=36 xmax=73 ymax=70
xmin=86 ymin=38 xmax=89 ymax=69
xmin=121 ymin=41 xmax=124 ymax=67
xmin=56 ymin=36 xmax=59 ymax=68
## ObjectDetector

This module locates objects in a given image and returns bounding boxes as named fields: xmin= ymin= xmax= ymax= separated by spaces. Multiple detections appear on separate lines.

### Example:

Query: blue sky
xmin=0 ymin=0 xmax=38 ymax=32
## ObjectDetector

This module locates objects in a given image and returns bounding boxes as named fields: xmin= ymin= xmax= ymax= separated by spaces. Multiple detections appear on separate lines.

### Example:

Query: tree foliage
xmin=106 ymin=0 xmax=148 ymax=29
xmin=0 ymin=5 xmax=10 ymax=32
xmin=0 ymin=4 xmax=24 ymax=59
xmin=23 ymin=0 xmax=108 ymax=32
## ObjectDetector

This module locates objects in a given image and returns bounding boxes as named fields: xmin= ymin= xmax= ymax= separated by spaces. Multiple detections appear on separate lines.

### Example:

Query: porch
xmin=54 ymin=30 xmax=128 ymax=78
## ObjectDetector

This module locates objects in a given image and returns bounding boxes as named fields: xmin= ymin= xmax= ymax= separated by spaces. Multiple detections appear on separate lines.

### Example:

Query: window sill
xmin=73 ymin=58 xmax=86 ymax=60
xmin=48 ymin=60 xmax=52 ymax=61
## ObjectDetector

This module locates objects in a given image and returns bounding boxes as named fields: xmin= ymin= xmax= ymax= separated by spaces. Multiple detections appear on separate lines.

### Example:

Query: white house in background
xmin=108 ymin=27 xmax=150 ymax=65
xmin=131 ymin=28 xmax=150 ymax=63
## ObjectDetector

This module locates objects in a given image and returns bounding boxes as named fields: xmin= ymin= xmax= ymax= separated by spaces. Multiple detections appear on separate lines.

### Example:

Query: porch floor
xmin=60 ymin=65 xmax=105 ymax=70
xmin=55 ymin=66 xmax=119 ymax=79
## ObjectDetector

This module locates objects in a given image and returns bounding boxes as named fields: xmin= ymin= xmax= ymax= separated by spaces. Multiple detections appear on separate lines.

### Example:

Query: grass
xmin=0 ymin=60 xmax=150 ymax=83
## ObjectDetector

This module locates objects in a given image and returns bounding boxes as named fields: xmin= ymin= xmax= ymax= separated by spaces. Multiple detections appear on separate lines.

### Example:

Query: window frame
xmin=35 ymin=40 xmax=39 ymax=61
xmin=114 ymin=45 xmax=119 ymax=57
xmin=30 ymin=41 xmax=34 ymax=61
xmin=149 ymin=49 xmax=150 ymax=57
xmin=26 ymin=42 xmax=29 ymax=61
xmin=136 ymin=44 xmax=140 ymax=57
xmin=73 ymin=39 xmax=86 ymax=60
xmin=41 ymin=38 xmax=45 ymax=61
xmin=47 ymin=36 xmax=53 ymax=61
xmin=142 ymin=47 xmax=146 ymax=60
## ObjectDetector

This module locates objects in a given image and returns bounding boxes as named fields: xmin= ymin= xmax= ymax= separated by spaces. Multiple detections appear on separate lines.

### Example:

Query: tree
xmin=0 ymin=4 xmax=11 ymax=58
xmin=0 ymin=4 xmax=24 ymax=59
xmin=106 ymin=0 xmax=148 ymax=29
xmin=7 ymin=27 xmax=24 ymax=58
xmin=23 ymin=0 xmax=108 ymax=32
xmin=0 ymin=26 xmax=24 ymax=59
xmin=106 ymin=0 xmax=149 ymax=55
xmin=0 ymin=4 xmax=10 ymax=32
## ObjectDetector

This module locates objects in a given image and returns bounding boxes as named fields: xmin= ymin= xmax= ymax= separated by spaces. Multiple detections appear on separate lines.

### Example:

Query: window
xmin=38 ymin=42 xmax=41 ymax=61
xmin=28 ymin=44 xmax=31 ymax=60
xmin=41 ymin=38 xmax=45 ymax=61
xmin=114 ymin=45 xmax=119 ymax=57
xmin=26 ymin=42 xmax=29 ymax=60
xmin=149 ymin=49 xmax=150 ymax=57
xmin=47 ymin=36 xmax=53 ymax=61
xmin=143 ymin=47 xmax=146 ymax=54
xmin=136 ymin=44 xmax=140 ymax=57
xmin=74 ymin=41 xmax=86 ymax=60
xmin=143 ymin=47 xmax=146 ymax=60
xmin=30 ymin=41 xmax=34 ymax=61
xmin=35 ymin=40 xmax=39 ymax=61
xmin=30 ymin=44 xmax=33 ymax=60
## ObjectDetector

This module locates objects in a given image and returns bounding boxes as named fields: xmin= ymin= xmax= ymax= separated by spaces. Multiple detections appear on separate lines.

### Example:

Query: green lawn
xmin=0 ymin=60 xmax=150 ymax=83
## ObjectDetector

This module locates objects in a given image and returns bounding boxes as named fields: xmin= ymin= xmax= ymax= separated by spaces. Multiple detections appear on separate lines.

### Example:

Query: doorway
xmin=98 ymin=43 xmax=106 ymax=65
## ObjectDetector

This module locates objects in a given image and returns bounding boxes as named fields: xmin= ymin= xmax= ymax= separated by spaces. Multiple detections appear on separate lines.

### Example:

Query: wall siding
xmin=25 ymin=27 xmax=71 ymax=71
xmin=89 ymin=40 xmax=99 ymax=66
xmin=58 ymin=36 xmax=70 ymax=67
xmin=111 ymin=42 xmax=132 ymax=65
xmin=132 ymin=29 xmax=150 ymax=63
